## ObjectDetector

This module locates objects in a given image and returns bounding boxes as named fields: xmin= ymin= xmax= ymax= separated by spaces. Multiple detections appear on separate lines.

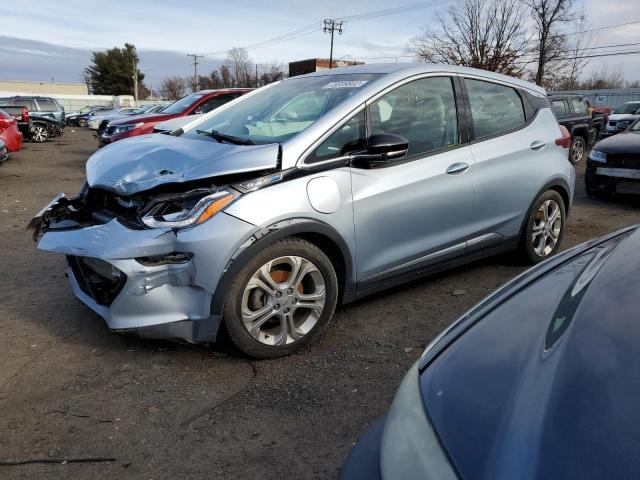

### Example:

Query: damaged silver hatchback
xmin=30 ymin=64 xmax=575 ymax=358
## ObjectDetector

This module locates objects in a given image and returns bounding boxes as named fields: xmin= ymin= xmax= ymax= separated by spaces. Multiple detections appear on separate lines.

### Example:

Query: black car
xmin=0 ymin=139 xmax=8 ymax=163
xmin=586 ymin=119 xmax=640 ymax=197
xmin=550 ymin=95 xmax=597 ymax=164
xmin=342 ymin=225 xmax=640 ymax=480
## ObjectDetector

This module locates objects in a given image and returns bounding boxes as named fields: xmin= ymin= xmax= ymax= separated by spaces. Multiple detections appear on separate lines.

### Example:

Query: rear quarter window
xmin=571 ymin=98 xmax=589 ymax=116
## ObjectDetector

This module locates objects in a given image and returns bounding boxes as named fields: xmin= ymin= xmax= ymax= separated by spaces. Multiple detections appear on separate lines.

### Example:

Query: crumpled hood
xmin=86 ymin=133 xmax=279 ymax=195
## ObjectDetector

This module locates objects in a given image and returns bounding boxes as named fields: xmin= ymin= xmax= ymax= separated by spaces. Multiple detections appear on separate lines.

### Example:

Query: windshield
xmin=184 ymin=73 xmax=381 ymax=144
xmin=614 ymin=103 xmax=640 ymax=114
xmin=162 ymin=93 xmax=205 ymax=114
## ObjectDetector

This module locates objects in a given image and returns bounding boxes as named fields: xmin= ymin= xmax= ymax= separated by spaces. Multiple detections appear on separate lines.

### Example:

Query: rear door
xmin=464 ymin=77 xmax=552 ymax=242
xmin=349 ymin=75 xmax=476 ymax=282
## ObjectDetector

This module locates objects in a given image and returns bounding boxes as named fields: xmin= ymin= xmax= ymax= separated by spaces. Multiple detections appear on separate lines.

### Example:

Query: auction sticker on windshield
xmin=322 ymin=81 xmax=368 ymax=89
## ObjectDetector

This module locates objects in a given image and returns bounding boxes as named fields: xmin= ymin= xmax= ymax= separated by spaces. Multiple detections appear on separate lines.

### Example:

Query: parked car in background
xmin=0 ymin=139 xmax=8 ymax=164
xmin=603 ymin=101 xmax=640 ymax=137
xmin=91 ymin=105 xmax=164 ymax=134
xmin=0 ymin=105 xmax=59 ymax=143
xmin=99 ymin=89 xmax=251 ymax=145
xmin=0 ymin=108 xmax=24 ymax=152
xmin=88 ymin=107 xmax=144 ymax=131
xmin=341 ymin=226 xmax=640 ymax=480
xmin=590 ymin=105 xmax=613 ymax=137
xmin=66 ymin=105 xmax=112 ymax=127
xmin=0 ymin=96 xmax=65 ymax=126
xmin=586 ymin=118 xmax=640 ymax=197
xmin=549 ymin=94 xmax=596 ymax=163
xmin=31 ymin=64 xmax=574 ymax=359
xmin=152 ymin=114 xmax=199 ymax=134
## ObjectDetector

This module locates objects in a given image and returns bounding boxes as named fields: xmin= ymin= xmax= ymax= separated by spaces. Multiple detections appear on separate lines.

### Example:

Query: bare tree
xmin=219 ymin=65 xmax=233 ymax=87
xmin=226 ymin=47 xmax=252 ymax=87
xmin=159 ymin=76 xmax=185 ymax=100
xmin=258 ymin=62 xmax=286 ymax=86
xmin=408 ymin=0 xmax=529 ymax=77
xmin=525 ymin=0 xmax=577 ymax=86
xmin=559 ymin=12 xmax=591 ymax=89
xmin=579 ymin=64 xmax=625 ymax=89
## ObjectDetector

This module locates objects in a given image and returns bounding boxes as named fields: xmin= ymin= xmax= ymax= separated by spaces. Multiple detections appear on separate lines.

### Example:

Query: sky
xmin=0 ymin=0 xmax=639 ymax=88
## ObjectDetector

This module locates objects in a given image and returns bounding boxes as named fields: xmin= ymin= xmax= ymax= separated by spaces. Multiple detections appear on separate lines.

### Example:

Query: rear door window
xmin=552 ymin=100 xmax=569 ymax=118
xmin=571 ymin=98 xmax=589 ymax=116
xmin=464 ymin=79 xmax=526 ymax=139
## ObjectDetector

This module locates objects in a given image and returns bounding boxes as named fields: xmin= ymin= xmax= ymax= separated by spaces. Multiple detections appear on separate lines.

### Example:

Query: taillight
xmin=555 ymin=125 xmax=571 ymax=149
xmin=22 ymin=107 xmax=29 ymax=123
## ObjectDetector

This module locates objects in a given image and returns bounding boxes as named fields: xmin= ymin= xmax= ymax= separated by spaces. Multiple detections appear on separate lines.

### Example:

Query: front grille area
xmin=67 ymin=256 xmax=126 ymax=306
xmin=606 ymin=153 xmax=640 ymax=169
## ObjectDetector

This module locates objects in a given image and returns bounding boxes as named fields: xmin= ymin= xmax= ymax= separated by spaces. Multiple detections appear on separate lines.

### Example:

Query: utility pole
xmin=132 ymin=57 xmax=138 ymax=103
xmin=323 ymin=19 xmax=344 ymax=69
xmin=255 ymin=64 xmax=259 ymax=87
xmin=187 ymin=53 xmax=204 ymax=91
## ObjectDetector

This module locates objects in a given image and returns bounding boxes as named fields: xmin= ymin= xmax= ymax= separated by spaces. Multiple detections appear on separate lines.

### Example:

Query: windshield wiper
xmin=196 ymin=129 xmax=254 ymax=145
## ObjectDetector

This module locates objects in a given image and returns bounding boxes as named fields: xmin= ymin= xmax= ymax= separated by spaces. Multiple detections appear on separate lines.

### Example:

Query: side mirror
xmin=350 ymin=134 xmax=409 ymax=168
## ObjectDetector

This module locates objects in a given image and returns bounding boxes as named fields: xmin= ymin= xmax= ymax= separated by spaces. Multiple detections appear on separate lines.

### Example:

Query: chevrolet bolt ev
xmin=29 ymin=64 xmax=575 ymax=359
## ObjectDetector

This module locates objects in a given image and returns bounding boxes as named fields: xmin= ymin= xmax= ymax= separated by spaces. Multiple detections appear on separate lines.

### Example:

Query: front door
xmin=350 ymin=76 xmax=476 ymax=282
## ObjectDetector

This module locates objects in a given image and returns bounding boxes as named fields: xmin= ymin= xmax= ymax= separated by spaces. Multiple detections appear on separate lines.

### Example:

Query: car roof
xmin=298 ymin=62 xmax=546 ymax=96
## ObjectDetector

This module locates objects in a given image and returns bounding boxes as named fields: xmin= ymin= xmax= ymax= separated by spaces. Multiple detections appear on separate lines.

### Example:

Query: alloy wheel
xmin=532 ymin=199 xmax=562 ymax=257
xmin=241 ymin=255 xmax=326 ymax=346
xmin=32 ymin=126 xmax=48 ymax=142
xmin=571 ymin=139 xmax=584 ymax=163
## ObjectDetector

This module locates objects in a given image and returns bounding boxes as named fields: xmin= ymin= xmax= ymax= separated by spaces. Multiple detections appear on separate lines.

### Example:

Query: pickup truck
xmin=549 ymin=94 xmax=597 ymax=164
xmin=0 ymin=105 xmax=60 ymax=142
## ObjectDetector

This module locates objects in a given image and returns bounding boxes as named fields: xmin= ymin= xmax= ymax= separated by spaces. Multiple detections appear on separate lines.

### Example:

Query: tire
xmin=78 ymin=118 xmax=88 ymax=128
xmin=518 ymin=190 xmax=566 ymax=265
xmin=569 ymin=136 xmax=586 ymax=164
xmin=30 ymin=125 xmax=49 ymax=143
xmin=223 ymin=237 xmax=339 ymax=359
xmin=585 ymin=168 xmax=614 ymax=199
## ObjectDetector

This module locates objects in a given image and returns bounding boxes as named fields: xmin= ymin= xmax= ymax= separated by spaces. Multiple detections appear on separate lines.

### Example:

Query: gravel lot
xmin=1 ymin=129 xmax=639 ymax=479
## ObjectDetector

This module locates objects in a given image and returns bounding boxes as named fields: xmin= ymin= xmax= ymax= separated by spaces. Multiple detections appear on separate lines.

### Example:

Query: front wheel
xmin=518 ymin=190 xmax=566 ymax=264
xmin=30 ymin=125 xmax=49 ymax=143
xmin=569 ymin=136 xmax=586 ymax=164
xmin=223 ymin=237 xmax=339 ymax=359
xmin=78 ymin=118 xmax=88 ymax=127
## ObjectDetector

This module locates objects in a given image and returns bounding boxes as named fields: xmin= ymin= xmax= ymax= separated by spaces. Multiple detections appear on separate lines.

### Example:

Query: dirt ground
xmin=1 ymin=129 xmax=639 ymax=479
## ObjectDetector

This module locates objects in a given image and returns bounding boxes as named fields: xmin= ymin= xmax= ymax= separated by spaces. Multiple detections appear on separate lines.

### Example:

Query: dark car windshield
xmin=184 ymin=73 xmax=381 ymax=144
xmin=161 ymin=93 xmax=206 ymax=114
xmin=614 ymin=103 xmax=640 ymax=114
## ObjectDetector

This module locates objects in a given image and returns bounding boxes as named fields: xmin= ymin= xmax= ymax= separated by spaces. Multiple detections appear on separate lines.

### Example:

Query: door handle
xmin=446 ymin=162 xmax=470 ymax=174
xmin=530 ymin=141 xmax=546 ymax=151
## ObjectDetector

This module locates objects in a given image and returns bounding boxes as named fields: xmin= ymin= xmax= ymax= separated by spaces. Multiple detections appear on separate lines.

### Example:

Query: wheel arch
xmin=518 ymin=178 xmax=572 ymax=239
xmin=209 ymin=218 xmax=356 ymax=325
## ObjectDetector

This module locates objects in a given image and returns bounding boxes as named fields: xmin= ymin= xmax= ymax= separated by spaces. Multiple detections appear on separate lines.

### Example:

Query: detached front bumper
xmin=36 ymin=207 xmax=257 ymax=342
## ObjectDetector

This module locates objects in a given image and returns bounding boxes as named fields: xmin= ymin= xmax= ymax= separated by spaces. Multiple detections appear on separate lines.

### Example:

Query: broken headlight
xmin=141 ymin=190 xmax=238 ymax=229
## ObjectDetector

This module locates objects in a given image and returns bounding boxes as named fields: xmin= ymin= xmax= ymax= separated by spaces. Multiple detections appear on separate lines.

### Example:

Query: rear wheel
xmin=223 ymin=237 xmax=338 ymax=359
xmin=569 ymin=136 xmax=586 ymax=164
xmin=31 ymin=125 xmax=48 ymax=143
xmin=518 ymin=190 xmax=565 ymax=264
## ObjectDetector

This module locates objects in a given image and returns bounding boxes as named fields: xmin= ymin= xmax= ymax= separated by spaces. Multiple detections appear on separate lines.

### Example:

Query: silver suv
xmin=30 ymin=64 xmax=575 ymax=358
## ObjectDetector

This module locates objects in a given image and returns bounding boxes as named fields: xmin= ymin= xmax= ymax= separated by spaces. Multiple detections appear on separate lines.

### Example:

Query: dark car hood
xmin=594 ymin=131 xmax=640 ymax=154
xmin=86 ymin=133 xmax=279 ymax=195
xmin=420 ymin=227 xmax=640 ymax=479
xmin=108 ymin=112 xmax=181 ymax=126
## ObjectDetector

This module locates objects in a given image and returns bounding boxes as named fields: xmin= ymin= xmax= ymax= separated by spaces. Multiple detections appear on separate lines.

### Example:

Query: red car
xmin=99 ymin=89 xmax=252 ymax=145
xmin=0 ymin=109 xmax=24 ymax=153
